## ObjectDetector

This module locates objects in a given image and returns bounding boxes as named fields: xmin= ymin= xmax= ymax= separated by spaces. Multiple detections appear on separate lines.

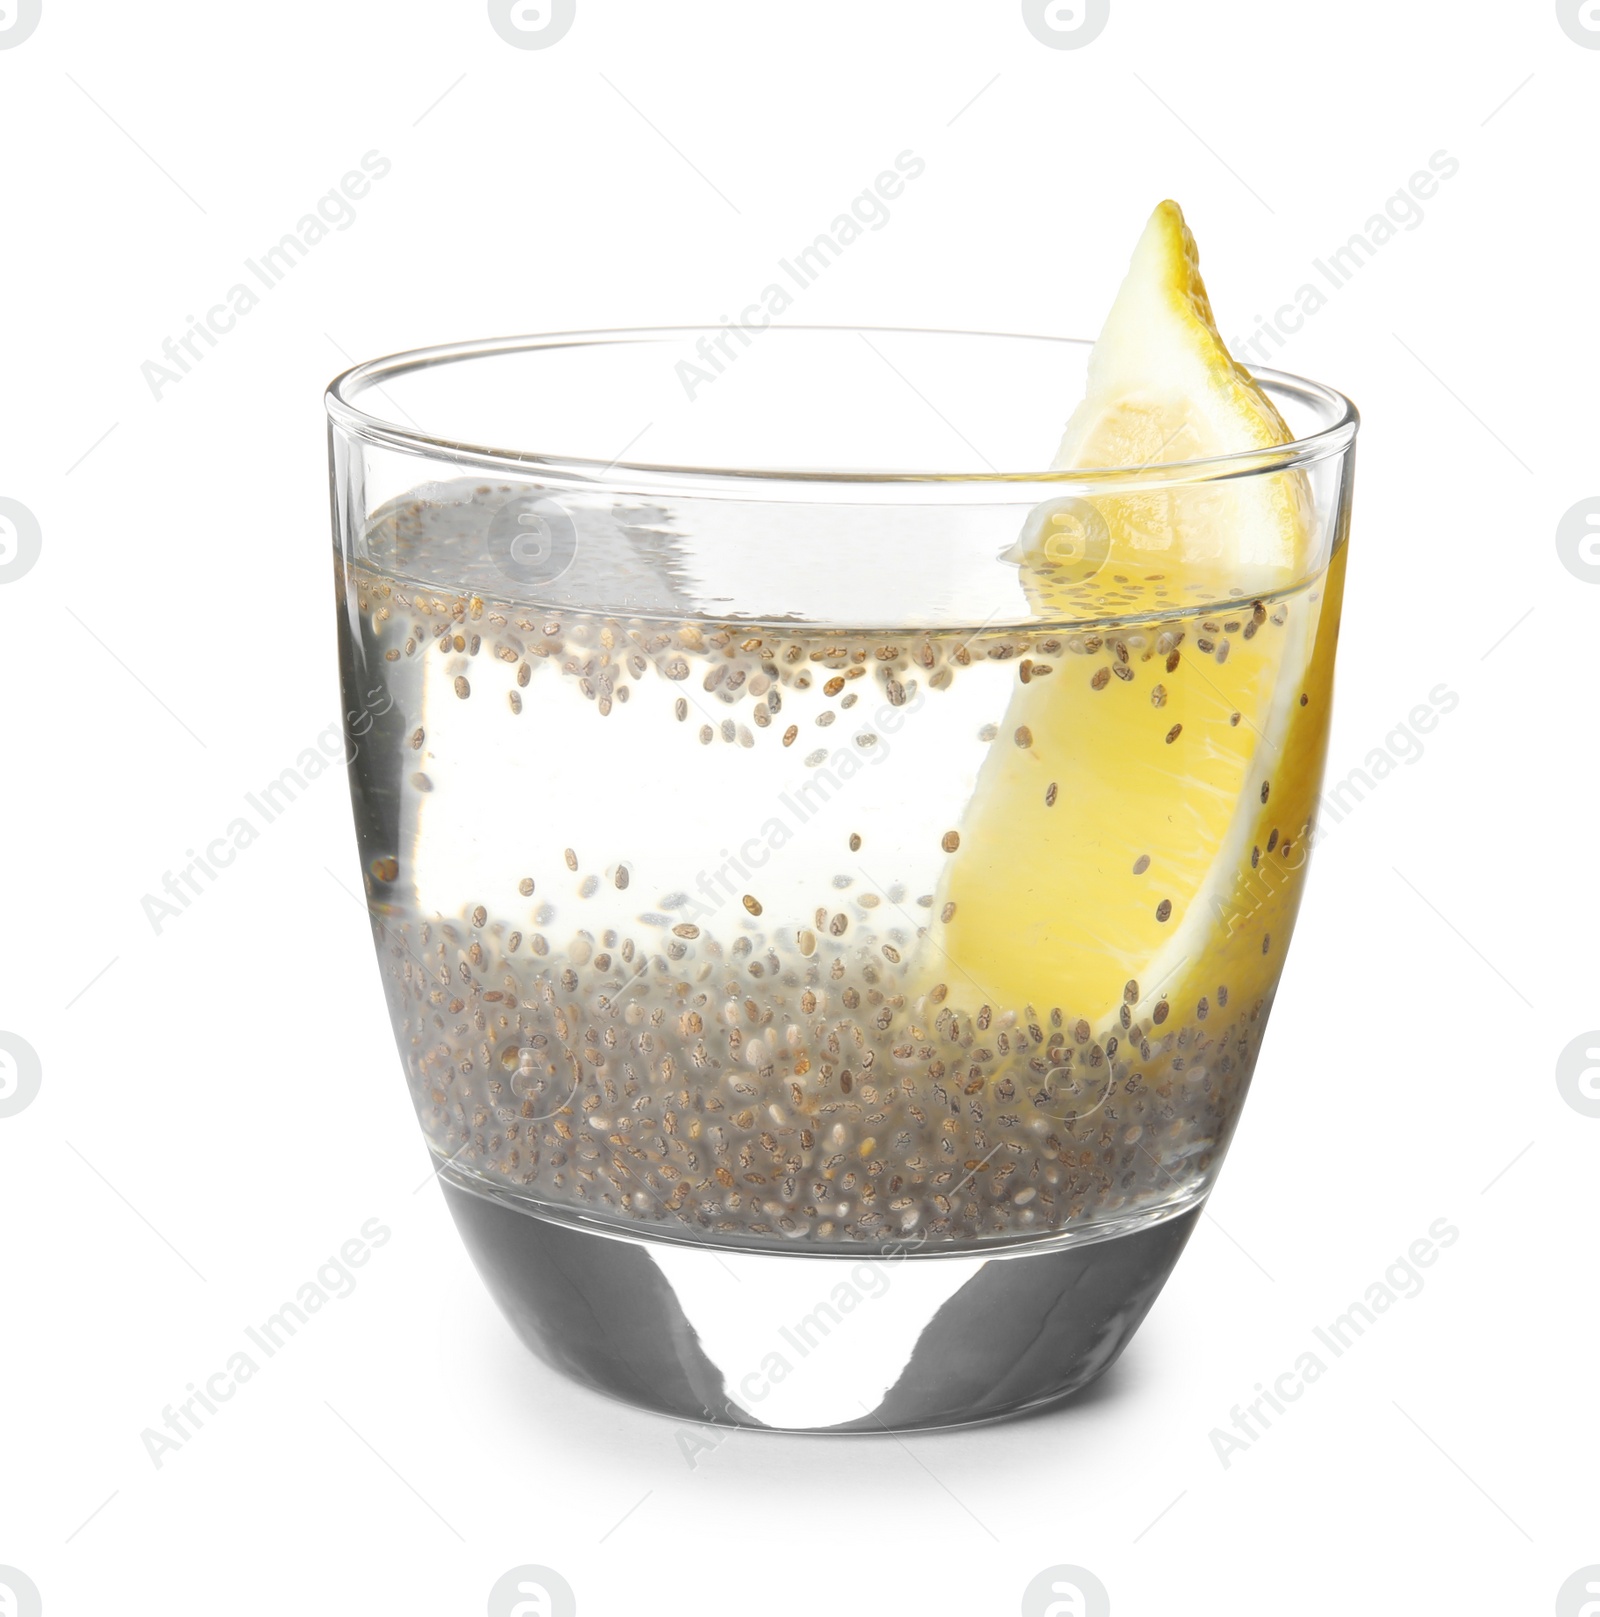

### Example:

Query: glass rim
xmin=324 ymin=324 xmax=1360 ymax=492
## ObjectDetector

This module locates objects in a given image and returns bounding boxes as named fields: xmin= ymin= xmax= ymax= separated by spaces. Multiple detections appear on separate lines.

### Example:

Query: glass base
xmin=437 ymin=1166 xmax=1201 ymax=1433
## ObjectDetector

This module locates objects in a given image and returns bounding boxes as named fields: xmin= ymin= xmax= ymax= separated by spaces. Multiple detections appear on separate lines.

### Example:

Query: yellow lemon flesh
xmin=924 ymin=202 xmax=1343 ymax=1046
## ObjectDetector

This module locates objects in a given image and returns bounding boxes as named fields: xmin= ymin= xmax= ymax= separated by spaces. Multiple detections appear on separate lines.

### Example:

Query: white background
xmin=2 ymin=2 xmax=1595 ymax=1613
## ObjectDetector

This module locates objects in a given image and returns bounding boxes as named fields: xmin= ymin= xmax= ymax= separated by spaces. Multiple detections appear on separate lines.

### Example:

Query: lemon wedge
xmin=923 ymin=201 xmax=1341 ymax=1041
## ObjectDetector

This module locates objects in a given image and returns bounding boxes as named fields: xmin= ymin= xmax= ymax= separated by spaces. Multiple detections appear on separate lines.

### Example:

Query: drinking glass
xmin=327 ymin=328 xmax=1357 ymax=1432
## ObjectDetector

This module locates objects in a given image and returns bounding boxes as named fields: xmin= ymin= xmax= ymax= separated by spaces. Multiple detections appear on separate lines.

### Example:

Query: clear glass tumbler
xmin=327 ymin=328 xmax=1357 ymax=1432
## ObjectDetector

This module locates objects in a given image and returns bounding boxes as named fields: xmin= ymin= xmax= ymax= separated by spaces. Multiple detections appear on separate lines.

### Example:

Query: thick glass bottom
xmin=437 ymin=1166 xmax=1201 ymax=1433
